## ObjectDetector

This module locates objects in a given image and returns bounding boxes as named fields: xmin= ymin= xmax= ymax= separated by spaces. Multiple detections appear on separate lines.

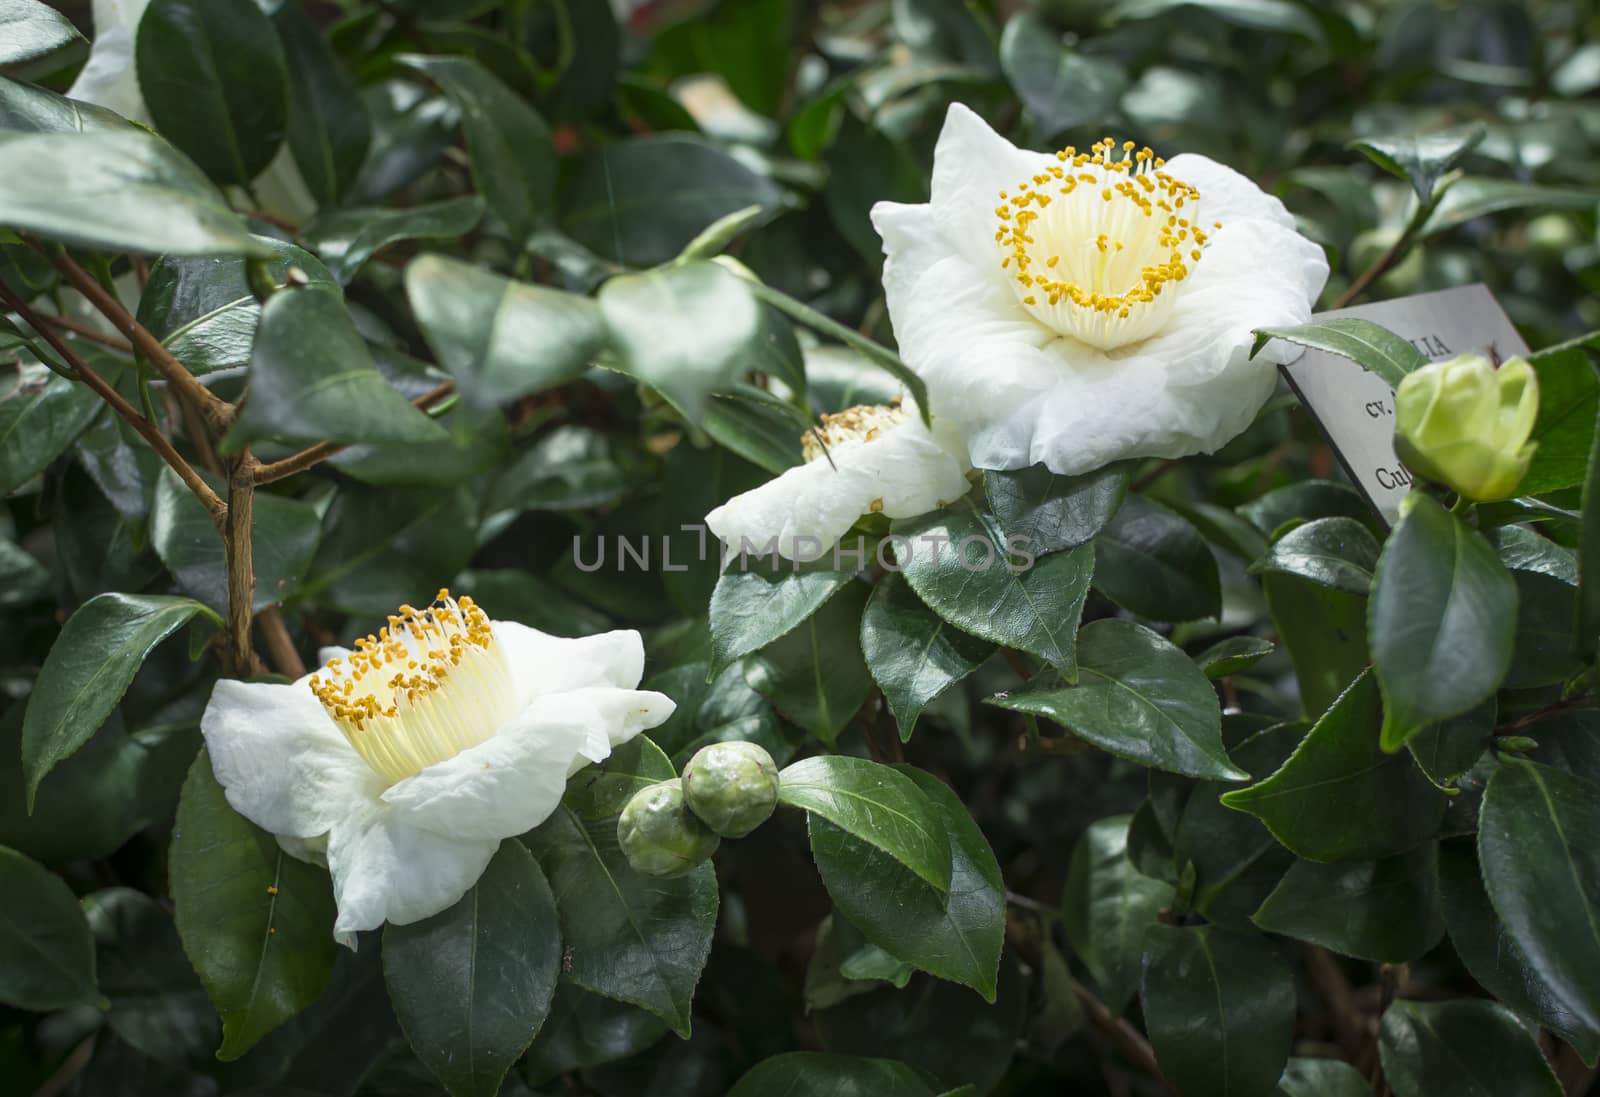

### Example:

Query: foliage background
xmin=4 ymin=0 xmax=1600 ymax=1095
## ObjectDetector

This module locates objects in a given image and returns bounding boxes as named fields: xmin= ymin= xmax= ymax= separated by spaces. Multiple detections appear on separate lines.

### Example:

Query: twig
xmin=1307 ymin=947 xmax=1368 ymax=1063
xmin=1494 ymin=690 xmax=1596 ymax=737
xmin=41 ymin=245 xmax=236 ymax=430
xmin=1132 ymin=459 xmax=1179 ymax=493
xmin=2 ymin=287 xmax=227 ymax=525
xmin=1070 ymin=977 xmax=1178 ymax=1095
xmin=252 ymin=381 xmax=456 ymax=484
xmin=237 ymin=207 xmax=300 ymax=233
xmin=226 ymin=457 xmax=264 ymax=676
xmin=255 ymin=606 xmax=307 ymax=679
xmin=30 ymin=1034 xmax=95 ymax=1097
xmin=25 ymin=310 xmax=134 ymax=353
xmin=130 ymin=254 xmax=150 ymax=290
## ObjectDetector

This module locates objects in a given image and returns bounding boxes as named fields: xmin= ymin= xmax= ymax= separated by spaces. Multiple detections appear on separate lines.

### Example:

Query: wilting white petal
xmin=66 ymin=0 xmax=153 ymax=124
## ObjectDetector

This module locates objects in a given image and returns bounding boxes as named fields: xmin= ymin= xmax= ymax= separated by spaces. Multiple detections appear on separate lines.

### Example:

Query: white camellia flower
xmin=200 ymin=590 xmax=674 ymax=946
xmin=704 ymin=401 xmax=971 ymax=562
xmin=871 ymin=104 xmax=1329 ymax=476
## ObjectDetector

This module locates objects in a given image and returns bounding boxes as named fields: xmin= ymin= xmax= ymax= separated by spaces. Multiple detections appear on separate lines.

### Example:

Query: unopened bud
xmin=1394 ymin=354 xmax=1538 ymax=502
xmin=617 ymin=779 xmax=719 ymax=877
xmin=683 ymin=741 xmax=780 ymax=838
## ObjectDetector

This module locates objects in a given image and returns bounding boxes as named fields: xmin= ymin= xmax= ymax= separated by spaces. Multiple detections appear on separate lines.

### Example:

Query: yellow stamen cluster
xmin=310 ymin=589 xmax=518 ymax=784
xmin=801 ymin=403 xmax=907 ymax=462
xmin=993 ymin=137 xmax=1216 ymax=349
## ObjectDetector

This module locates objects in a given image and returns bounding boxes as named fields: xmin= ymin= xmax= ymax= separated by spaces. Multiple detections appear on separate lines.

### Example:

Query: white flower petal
xmin=326 ymin=803 xmax=499 ymax=947
xmin=66 ymin=0 xmax=153 ymax=124
xmin=1166 ymin=152 xmax=1299 ymax=231
xmin=556 ymin=686 xmax=676 ymax=752
xmin=200 ymin=678 xmax=382 ymax=840
xmin=927 ymin=103 xmax=1053 ymax=273
xmin=493 ymin=623 xmax=646 ymax=706
xmin=704 ymin=416 xmax=971 ymax=562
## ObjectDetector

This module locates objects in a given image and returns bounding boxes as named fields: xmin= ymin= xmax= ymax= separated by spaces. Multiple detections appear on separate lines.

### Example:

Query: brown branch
xmin=255 ymin=606 xmax=307 ymax=679
xmin=1307 ymin=947 xmax=1368 ymax=1063
xmin=1132 ymin=459 xmax=1179 ymax=493
xmin=226 ymin=458 xmax=264 ymax=676
xmin=252 ymin=381 xmax=456 ymax=484
xmin=26 ymin=310 xmax=134 ymax=353
xmin=1331 ymin=235 xmax=1408 ymax=310
xmin=41 ymin=245 xmax=236 ymax=430
xmin=2 ymin=288 xmax=227 ymax=525
xmin=1070 ymin=977 xmax=1178 ymax=1095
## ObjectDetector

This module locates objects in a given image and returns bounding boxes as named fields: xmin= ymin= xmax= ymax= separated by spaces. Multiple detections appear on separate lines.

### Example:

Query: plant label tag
xmin=1276 ymin=283 xmax=1528 ymax=526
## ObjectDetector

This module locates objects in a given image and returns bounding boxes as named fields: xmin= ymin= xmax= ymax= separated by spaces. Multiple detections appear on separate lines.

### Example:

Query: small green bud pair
xmin=617 ymin=742 xmax=781 ymax=878
xmin=1393 ymin=353 xmax=1538 ymax=503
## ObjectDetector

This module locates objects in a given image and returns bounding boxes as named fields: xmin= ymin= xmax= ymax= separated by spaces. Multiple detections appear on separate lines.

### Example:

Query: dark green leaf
xmin=1239 ymin=480 xmax=1377 ymax=539
xmin=779 ymin=755 xmax=952 ymax=894
xmin=699 ymin=386 xmax=806 ymax=475
xmin=0 ymin=72 xmax=127 ymax=132
xmin=1406 ymin=700 xmax=1494 ymax=787
xmin=385 ymin=842 xmax=560 ymax=1097
xmin=561 ymin=134 xmax=783 ymax=266
xmin=1504 ymin=570 xmax=1581 ymax=689
xmin=1141 ymin=926 xmax=1295 ymax=1097
xmin=1371 ymin=494 xmax=1517 ymax=748
xmin=0 ymin=534 xmax=49 ymax=609
xmin=308 ymin=198 xmax=485 ymax=284
xmin=398 ymin=54 xmax=553 ymax=242
xmin=1479 ymin=760 xmax=1600 ymax=1035
xmin=1379 ymin=999 xmax=1562 ymax=1097
xmin=727 ymin=1053 xmax=935 ymax=1097
xmin=1262 ymin=571 xmax=1371 ymax=718
xmin=598 ymin=260 xmax=764 ymax=417
xmin=1253 ymin=846 xmax=1443 ymax=962
xmin=0 ymin=0 xmax=84 ymax=64
xmin=896 ymin=507 xmax=1092 ymax=672
xmin=523 ymin=807 xmax=717 ymax=1038
xmin=999 ymin=12 xmax=1126 ymax=137
xmin=1253 ymin=318 xmax=1426 ymax=389
xmin=1349 ymin=126 xmax=1485 ymax=201
xmin=274 ymin=1 xmax=371 ymax=206
xmin=563 ymin=737 xmax=676 ymax=822
xmin=808 ymin=768 xmax=1003 ymax=1000
xmin=743 ymin=580 xmax=874 ymax=746
xmin=301 ymin=484 xmax=478 ymax=617
xmin=710 ymin=561 xmax=855 ymax=675
xmin=1195 ymin=636 xmax=1275 ymax=679
xmin=136 ymin=0 xmax=288 ymax=184
xmin=0 ymin=362 xmax=99 ymax=496
xmin=21 ymin=593 xmax=207 ymax=808
xmin=1424 ymin=178 xmax=1600 ymax=235
xmin=489 ymin=425 xmax=642 ymax=513
xmin=1579 ymin=386 xmax=1600 ymax=660
xmin=170 ymin=751 xmax=337 ymax=1059
xmin=0 ymin=844 xmax=98 ymax=1010
xmin=1061 ymin=814 xmax=1174 ymax=1011
xmin=643 ymin=662 xmax=796 ymax=771
xmin=1094 ymin=494 xmax=1221 ymax=621
xmin=1251 ymin=516 xmax=1380 ymax=595
xmin=227 ymin=285 xmax=449 ymax=449
xmin=521 ymin=983 xmax=668 ymax=1085
xmin=990 ymin=619 xmax=1242 ymax=781
xmin=861 ymin=573 xmax=993 ymax=740
xmin=1221 ymin=671 xmax=1446 ymax=861
xmin=1518 ymin=346 xmax=1597 ymax=496
xmin=983 ymin=460 xmax=1129 ymax=556
xmin=1278 ymin=1058 xmax=1372 ymax=1097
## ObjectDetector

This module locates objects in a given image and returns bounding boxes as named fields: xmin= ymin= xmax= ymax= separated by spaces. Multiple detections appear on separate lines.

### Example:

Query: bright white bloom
xmin=871 ymin=104 xmax=1329 ymax=476
xmin=67 ymin=0 xmax=153 ymax=125
xmin=704 ymin=402 xmax=971 ymax=562
xmin=200 ymin=591 xmax=674 ymax=946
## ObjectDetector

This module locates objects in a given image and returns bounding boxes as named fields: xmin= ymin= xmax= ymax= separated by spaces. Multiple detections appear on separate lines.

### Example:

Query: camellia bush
xmin=5 ymin=0 xmax=1600 ymax=1095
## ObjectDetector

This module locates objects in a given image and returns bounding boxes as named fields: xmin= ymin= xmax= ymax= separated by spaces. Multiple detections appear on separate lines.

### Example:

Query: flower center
xmin=994 ymin=137 xmax=1217 ymax=351
xmin=801 ymin=404 xmax=906 ymax=462
xmin=309 ymin=589 xmax=519 ymax=785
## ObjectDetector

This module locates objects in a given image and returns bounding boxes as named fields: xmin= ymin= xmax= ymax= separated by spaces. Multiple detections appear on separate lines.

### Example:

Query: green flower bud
xmin=1393 ymin=354 xmax=1539 ymax=502
xmin=617 ymin=780 xmax=720 ymax=877
xmin=682 ymin=741 xmax=780 ymax=838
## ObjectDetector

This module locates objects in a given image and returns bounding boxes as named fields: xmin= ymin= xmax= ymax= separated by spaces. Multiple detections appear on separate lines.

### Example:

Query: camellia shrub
xmin=4 ymin=0 xmax=1600 ymax=1095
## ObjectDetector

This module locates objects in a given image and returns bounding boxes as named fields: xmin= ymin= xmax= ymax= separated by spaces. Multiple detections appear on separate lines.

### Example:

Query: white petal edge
xmin=494 ymin=623 xmax=646 ymax=707
xmin=66 ymin=0 xmax=153 ymax=125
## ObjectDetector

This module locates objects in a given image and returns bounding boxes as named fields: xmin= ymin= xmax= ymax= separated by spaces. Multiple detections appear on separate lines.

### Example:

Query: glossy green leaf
xmin=0 ymin=362 xmax=99 ymax=496
xmin=1504 ymin=569 xmax=1581 ymax=689
xmin=0 ymin=73 xmax=127 ymax=132
xmin=1093 ymin=494 xmax=1221 ymax=621
xmin=1405 ymin=700 xmax=1494 ymax=787
xmin=643 ymin=662 xmax=796 ymax=771
xmin=1518 ymin=345 xmax=1597 ymax=496
xmin=1379 ymin=999 xmax=1562 ymax=1097
xmin=1195 ymin=635 xmax=1275 ymax=679
xmin=1277 ymin=1058 xmax=1372 ymax=1097
xmin=1252 ymin=846 xmax=1443 ymax=962
xmin=523 ymin=807 xmax=717 ymax=1038
xmin=780 ymin=755 xmax=952 ymax=894
xmin=1350 ymin=125 xmax=1485 ymax=201
xmin=598 ymin=260 xmax=764 ymax=417
xmin=1253 ymin=317 xmax=1426 ymax=389
xmin=808 ymin=768 xmax=1003 ymax=1000
xmin=1262 ymin=570 xmax=1371 ymax=719
xmin=1424 ymin=177 xmax=1600 ymax=235
xmin=385 ymin=842 xmax=561 ymax=1097
xmin=700 ymin=387 xmax=807 ymax=475
xmin=1437 ymin=839 xmax=1600 ymax=1062
xmin=150 ymin=468 xmax=320 ymax=614
xmin=398 ymin=55 xmax=553 ymax=241
xmin=21 ymin=593 xmax=207 ymax=808
xmin=728 ymin=1053 xmax=935 ymax=1097
xmin=1141 ymin=926 xmax=1296 ymax=1097
xmin=489 ymin=425 xmax=642 ymax=513
xmin=1221 ymin=671 xmax=1445 ymax=861
xmin=999 ymin=12 xmax=1125 ymax=137
xmin=896 ymin=507 xmax=1092 ymax=672
xmin=170 ymin=751 xmax=337 ymax=1059
xmin=308 ymin=198 xmax=485 ymax=284
xmin=1579 ymin=387 xmax=1600 ymax=660
xmin=1111 ymin=0 xmax=1321 ymax=37
xmin=274 ymin=1 xmax=371 ymax=206
xmin=136 ymin=0 xmax=288 ymax=185
xmin=1061 ymin=814 xmax=1174 ymax=1011
xmin=1251 ymin=516 xmax=1380 ymax=595
xmin=1239 ymin=480 xmax=1376 ymax=539
xmin=0 ymin=0 xmax=84 ymax=64
xmin=983 ymin=460 xmax=1129 ymax=556
xmin=709 ymin=561 xmax=855 ymax=675
xmin=1371 ymin=493 xmax=1517 ymax=747
xmin=563 ymin=737 xmax=676 ymax=822
xmin=991 ymin=619 xmax=1242 ymax=780
xmin=1479 ymin=760 xmax=1600 ymax=1034
xmin=861 ymin=573 xmax=993 ymax=740
xmin=0 ymin=534 xmax=48 ymax=609
xmin=561 ymin=134 xmax=783 ymax=266
xmin=0 ymin=844 xmax=98 ymax=1010
xmin=227 ymin=284 xmax=450 ymax=450
xmin=743 ymin=580 xmax=874 ymax=746
xmin=520 ymin=983 xmax=668 ymax=1085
